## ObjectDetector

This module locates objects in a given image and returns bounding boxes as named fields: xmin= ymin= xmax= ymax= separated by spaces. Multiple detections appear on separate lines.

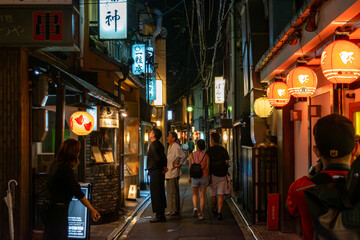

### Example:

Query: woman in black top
xmin=44 ymin=139 xmax=101 ymax=240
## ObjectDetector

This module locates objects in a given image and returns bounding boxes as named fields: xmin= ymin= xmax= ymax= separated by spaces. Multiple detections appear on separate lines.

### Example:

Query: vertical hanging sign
xmin=154 ymin=80 xmax=163 ymax=106
xmin=146 ymin=77 xmax=156 ymax=101
xmin=99 ymin=0 xmax=127 ymax=39
xmin=132 ymin=44 xmax=145 ymax=75
xmin=214 ymin=77 xmax=225 ymax=104
xmin=146 ymin=46 xmax=154 ymax=74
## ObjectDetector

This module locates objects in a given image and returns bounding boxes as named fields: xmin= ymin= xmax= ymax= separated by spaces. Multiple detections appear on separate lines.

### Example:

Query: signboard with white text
xmin=146 ymin=46 xmax=154 ymax=73
xmin=154 ymin=80 xmax=163 ymax=106
xmin=132 ymin=44 xmax=145 ymax=75
xmin=99 ymin=0 xmax=127 ymax=39
xmin=146 ymin=77 xmax=156 ymax=101
xmin=214 ymin=77 xmax=225 ymax=104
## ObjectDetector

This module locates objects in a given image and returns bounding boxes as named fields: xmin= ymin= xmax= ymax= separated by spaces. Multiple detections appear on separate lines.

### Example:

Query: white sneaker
xmin=193 ymin=208 xmax=198 ymax=218
xmin=198 ymin=214 xmax=204 ymax=220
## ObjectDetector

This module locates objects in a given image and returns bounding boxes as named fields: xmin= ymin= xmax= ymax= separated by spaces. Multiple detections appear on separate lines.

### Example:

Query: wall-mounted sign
xmin=99 ymin=0 xmax=127 ymax=39
xmin=146 ymin=77 xmax=156 ymax=101
xmin=214 ymin=77 xmax=225 ymax=104
xmin=146 ymin=46 xmax=154 ymax=73
xmin=154 ymin=80 xmax=163 ymax=106
xmin=99 ymin=107 xmax=119 ymax=128
xmin=167 ymin=110 xmax=173 ymax=120
xmin=1 ymin=0 xmax=72 ymax=4
xmin=132 ymin=44 xmax=145 ymax=75
xmin=0 ymin=5 xmax=78 ymax=50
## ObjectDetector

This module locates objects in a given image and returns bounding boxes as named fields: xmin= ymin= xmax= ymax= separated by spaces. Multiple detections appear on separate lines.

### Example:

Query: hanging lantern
xmin=267 ymin=81 xmax=291 ymax=108
xmin=321 ymin=40 xmax=360 ymax=85
xmin=254 ymin=96 xmax=274 ymax=118
xmin=286 ymin=66 xmax=317 ymax=98
xmin=70 ymin=111 xmax=94 ymax=136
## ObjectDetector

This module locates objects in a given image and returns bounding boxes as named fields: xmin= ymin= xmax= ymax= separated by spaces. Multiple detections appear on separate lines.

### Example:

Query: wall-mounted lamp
xmin=305 ymin=9 xmax=318 ymax=32
xmin=121 ymin=112 xmax=128 ymax=117
xmin=156 ymin=120 xmax=160 ymax=127
xmin=290 ymin=110 xmax=302 ymax=121
xmin=223 ymin=132 xmax=228 ymax=142
xmin=144 ymin=133 xmax=149 ymax=142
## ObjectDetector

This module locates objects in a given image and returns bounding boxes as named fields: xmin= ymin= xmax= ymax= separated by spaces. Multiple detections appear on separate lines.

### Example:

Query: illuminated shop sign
xmin=167 ymin=110 xmax=173 ymax=120
xmin=132 ymin=44 xmax=145 ymax=75
xmin=86 ymin=107 xmax=98 ymax=131
xmin=99 ymin=107 xmax=119 ymax=128
xmin=146 ymin=46 xmax=154 ymax=73
xmin=214 ymin=77 xmax=225 ymax=104
xmin=99 ymin=0 xmax=127 ymax=40
xmin=68 ymin=184 xmax=90 ymax=239
xmin=146 ymin=77 xmax=156 ymax=101
xmin=153 ymin=80 xmax=163 ymax=106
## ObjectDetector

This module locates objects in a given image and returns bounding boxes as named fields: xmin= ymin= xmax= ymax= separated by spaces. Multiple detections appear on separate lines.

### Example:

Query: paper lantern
xmin=321 ymin=40 xmax=360 ymax=84
xmin=286 ymin=66 xmax=317 ymax=98
xmin=267 ymin=81 xmax=290 ymax=108
xmin=70 ymin=111 xmax=94 ymax=135
xmin=254 ymin=96 xmax=274 ymax=118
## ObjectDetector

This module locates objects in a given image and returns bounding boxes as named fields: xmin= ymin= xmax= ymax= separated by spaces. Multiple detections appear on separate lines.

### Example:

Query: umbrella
xmin=3 ymin=179 xmax=18 ymax=240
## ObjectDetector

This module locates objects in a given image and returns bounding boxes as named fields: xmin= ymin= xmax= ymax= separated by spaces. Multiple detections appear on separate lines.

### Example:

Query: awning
xmin=30 ymin=51 xmax=123 ymax=108
xmin=62 ymin=71 xmax=123 ymax=109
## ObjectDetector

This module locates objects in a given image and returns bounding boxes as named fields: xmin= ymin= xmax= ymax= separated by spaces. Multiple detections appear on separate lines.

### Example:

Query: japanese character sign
xmin=146 ymin=46 xmax=154 ymax=74
xmin=146 ymin=77 xmax=157 ymax=101
xmin=99 ymin=0 xmax=127 ymax=39
xmin=33 ymin=11 xmax=62 ymax=41
xmin=214 ymin=77 xmax=225 ymax=104
xmin=132 ymin=44 xmax=145 ymax=75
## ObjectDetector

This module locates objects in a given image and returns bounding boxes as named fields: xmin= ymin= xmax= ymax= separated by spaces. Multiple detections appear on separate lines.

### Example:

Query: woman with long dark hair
xmin=44 ymin=139 xmax=100 ymax=240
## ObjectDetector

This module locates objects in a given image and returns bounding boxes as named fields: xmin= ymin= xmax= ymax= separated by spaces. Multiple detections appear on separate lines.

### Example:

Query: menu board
xmin=68 ymin=184 xmax=91 ymax=239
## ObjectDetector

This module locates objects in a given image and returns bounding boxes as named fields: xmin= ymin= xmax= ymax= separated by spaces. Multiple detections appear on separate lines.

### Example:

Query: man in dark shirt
xmin=147 ymin=128 xmax=168 ymax=222
xmin=206 ymin=132 xmax=230 ymax=220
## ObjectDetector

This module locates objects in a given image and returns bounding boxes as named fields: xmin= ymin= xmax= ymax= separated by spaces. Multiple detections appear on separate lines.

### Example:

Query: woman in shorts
xmin=188 ymin=139 xmax=209 ymax=220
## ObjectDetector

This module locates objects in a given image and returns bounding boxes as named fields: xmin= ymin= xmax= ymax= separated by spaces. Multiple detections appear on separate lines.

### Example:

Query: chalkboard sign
xmin=68 ymin=183 xmax=91 ymax=239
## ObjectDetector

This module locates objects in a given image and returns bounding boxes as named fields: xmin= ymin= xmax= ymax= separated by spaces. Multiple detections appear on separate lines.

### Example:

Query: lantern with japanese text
xmin=321 ymin=40 xmax=360 ymax=85
xmin=286 ymin=66 xmax=317 ymax=98
xmin=70 ymin=111 xmax=94 ymax=135
xmin=254 ymin=96 xmax=274 ymax=118
xmin=267 ymin=81 xmax=290 ymax=108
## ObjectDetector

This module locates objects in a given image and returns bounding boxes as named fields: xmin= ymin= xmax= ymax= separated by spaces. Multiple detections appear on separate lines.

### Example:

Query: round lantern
xmin=267 ymin=81 xmax=291 ymax=108
xmin=254 ymin=96 xmax=274 ymax=118
xmin=70 ymin=111 xmax=94 ymax=136
xmin=286 ymin=66 xmax=317 ymax=98
xmin=321 ymin=40 xmax=360 ymax=84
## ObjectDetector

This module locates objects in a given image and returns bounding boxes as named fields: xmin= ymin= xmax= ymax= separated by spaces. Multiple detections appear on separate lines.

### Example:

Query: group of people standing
xmin=146 ymin=129 xmax=230 ymax=222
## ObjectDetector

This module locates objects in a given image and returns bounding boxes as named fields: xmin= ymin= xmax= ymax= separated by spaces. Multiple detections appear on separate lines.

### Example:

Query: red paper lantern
xmin=70 ymin=111 xmax=94 ymax=135
xmin=267 ymin=81 xmax=290 ymax=107
xmin=321 ymin=40 xmax=360 ymax=84
xmin=286 ymin=66 xmax=317 ymax=98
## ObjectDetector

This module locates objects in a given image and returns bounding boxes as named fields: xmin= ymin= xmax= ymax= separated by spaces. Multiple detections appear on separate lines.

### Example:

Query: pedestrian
xmin=206 ymin=132 xmax=230 ymax=220
xmin=188 ymin=138 xmax=195 ymax=155
xmin=188 ymin=139 xmax=209 ymax=220
xmin=147 ymin=128 xmax=168 ymax=222
xmin=287 ymin=114 xmax=354 ymax=240
xmin=44 ymin=139 xmax=100 ymax=240
xmin=165 ymin=132 xmax=187 ymax=216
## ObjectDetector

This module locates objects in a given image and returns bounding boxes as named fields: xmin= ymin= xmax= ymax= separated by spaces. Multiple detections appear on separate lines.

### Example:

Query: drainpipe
xmin=148 ymin=8 xmax=162 ymax=46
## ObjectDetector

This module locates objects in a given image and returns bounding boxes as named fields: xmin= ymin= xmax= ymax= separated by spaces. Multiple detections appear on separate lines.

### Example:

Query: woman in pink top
xmin=188 ymin=139 xmax=209 ymax=220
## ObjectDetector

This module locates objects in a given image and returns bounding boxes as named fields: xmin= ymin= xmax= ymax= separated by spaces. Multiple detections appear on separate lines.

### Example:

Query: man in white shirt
xmin=165 ymin=132 xmax=187 ymax=216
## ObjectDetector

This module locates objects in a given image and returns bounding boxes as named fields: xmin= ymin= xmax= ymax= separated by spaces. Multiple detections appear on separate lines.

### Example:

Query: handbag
xmin=224 ymin=173 xmax=234 ymax=198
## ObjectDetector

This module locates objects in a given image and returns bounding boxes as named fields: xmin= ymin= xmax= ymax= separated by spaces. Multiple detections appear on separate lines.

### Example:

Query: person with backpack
xmin=287 ymin=114 xmax=355 ymax=240
xmin=206 ymin=132 xmax=230 ymax=220
xmin=188 ymin=139 xmax=209 ymax=220
xmin=165 ymin=132 xmax=187 ymax=216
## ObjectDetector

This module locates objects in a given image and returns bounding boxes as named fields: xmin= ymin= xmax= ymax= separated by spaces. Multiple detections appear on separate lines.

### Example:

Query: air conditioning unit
xmin=37 ymin=153 xmax=55 ymax=173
